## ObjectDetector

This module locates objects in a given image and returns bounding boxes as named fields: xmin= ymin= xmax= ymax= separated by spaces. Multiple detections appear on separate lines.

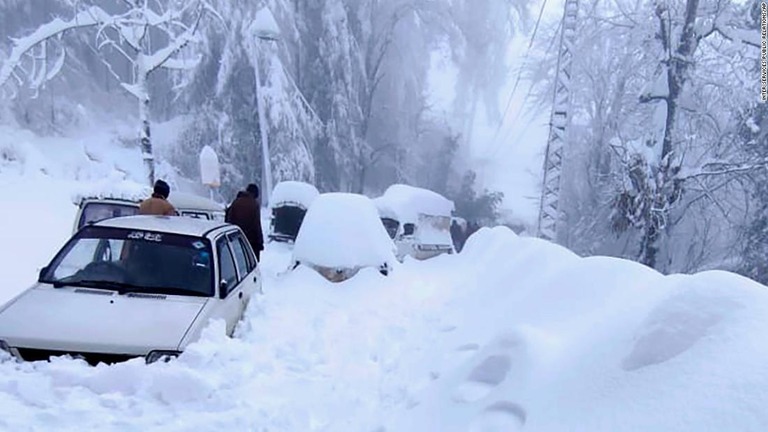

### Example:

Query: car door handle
xmin=238 ymin=291 xmax=243 ymax=299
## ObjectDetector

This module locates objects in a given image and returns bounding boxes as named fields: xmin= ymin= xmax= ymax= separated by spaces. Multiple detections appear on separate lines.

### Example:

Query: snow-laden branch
xmin=143 ymin=7 xmax=203 ymax=75
xmin=0 ymin=6 xmax=113 ymax=89
xmin=679 ymin=159 xmax=768 ymax=180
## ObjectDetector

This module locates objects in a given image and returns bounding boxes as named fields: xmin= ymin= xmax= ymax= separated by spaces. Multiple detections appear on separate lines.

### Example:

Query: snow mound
xmin=376 ymin=184 xmax=454 ymax=223
xmin=269 ymin=180 xmax=319 ymax=209
xmin=292 ymin=193 xmax=397 ymax=269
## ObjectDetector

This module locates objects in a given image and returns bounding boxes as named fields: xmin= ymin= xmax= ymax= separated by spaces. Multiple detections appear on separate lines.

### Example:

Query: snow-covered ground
xmin=1 ymin=127 xmax=768 ymax=431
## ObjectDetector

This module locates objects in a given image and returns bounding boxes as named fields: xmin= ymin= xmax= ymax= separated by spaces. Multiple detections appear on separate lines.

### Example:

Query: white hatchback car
xmin=0 ymin=215 xmax=261 ymax=365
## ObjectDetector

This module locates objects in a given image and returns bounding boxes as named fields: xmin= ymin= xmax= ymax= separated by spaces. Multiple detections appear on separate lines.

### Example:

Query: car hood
xmin=0 ymin=285 xmax=207 ymax=356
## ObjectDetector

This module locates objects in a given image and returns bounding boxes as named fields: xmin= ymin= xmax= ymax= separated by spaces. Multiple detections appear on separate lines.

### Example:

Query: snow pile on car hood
xmin=292 ymin=192 xmax=397 ymax=269
xmin=269 ymin=181 xmax=319 ymax=209
xmin=376 ymin=184 xmax=454 ymax=223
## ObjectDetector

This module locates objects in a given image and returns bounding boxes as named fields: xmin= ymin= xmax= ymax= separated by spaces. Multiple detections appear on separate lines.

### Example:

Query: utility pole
xmin=536 ymin=0 xmax=579 ymax=242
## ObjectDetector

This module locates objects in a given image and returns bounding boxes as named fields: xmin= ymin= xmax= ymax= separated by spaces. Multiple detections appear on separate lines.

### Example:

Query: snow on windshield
xmin=292 ymin=193 xmax=396 ymax=269
xmin=269 ymin=181 xmax=319 ymax=209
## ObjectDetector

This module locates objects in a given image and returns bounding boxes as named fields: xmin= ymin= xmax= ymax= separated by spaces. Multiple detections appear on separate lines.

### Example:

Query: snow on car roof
xmin=74 ymin=188 xmax=224 ymax=212
xmin=94 ymin=215 xmax=228 ymax=237
xmin=168 ymin=192 xmax=224 ymax=212
xmin=269 ymin=181 xmax=319 ymax=209
xmin=372 ymin=197 xmax=399 ymax=220
xmin=376 ymin=184 xmax=455 ymax=223
xmin=293 ymin=193 xmax=397 ymax=269
xmin=71 ymin=180 xmax=151 ymax=205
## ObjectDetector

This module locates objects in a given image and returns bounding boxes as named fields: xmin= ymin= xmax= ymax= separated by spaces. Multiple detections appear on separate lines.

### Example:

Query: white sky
xmin=427 ymin=0 xmax=566 ymax=227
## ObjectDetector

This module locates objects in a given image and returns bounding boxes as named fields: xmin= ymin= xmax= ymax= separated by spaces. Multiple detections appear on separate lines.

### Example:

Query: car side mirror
xmin=219 ymin=279 xmax=229 ymax=299
xmin=38 ymin=266 xmax=48 ymax=281
xmin=403 ymin=223 xmax=415 ymax=236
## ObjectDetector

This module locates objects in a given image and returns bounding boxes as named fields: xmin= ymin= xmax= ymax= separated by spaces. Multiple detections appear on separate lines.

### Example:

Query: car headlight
xmin=145 ymin=350 xmax=180 ymax=364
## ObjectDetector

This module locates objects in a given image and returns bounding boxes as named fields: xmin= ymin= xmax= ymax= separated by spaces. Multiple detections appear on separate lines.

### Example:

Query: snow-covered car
xmin=267 ymin=181 xmax=319 ymax=244
xmin=292 ymin=193 xmax=397 ymax=282
xmin=0 ymin=215 xmax=261 ymax=365
xmin=73 ymin=191 xmax=225 ymax=234
xmin=373 ymin=184 xmax=456 ymax=261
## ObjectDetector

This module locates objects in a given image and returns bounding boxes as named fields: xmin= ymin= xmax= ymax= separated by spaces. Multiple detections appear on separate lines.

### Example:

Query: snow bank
xmin=292 ymin=193 xmax=396 ymax=269
xmin=376 ymin=184 xmax=454 ymax=223
xmin=269 ymin=180 xmax=319 ymax=209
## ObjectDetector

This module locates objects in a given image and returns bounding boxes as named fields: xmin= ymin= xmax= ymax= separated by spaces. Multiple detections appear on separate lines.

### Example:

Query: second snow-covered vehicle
xmin=374 ymin=184 xmax=456 ymax=261
xmin=292 ymin=193 xmax=397 ymax=282
xmin=0 ymin=215 xmax=261 ymax=365
xmin=267 ymin=181 xmax=319 ymax=244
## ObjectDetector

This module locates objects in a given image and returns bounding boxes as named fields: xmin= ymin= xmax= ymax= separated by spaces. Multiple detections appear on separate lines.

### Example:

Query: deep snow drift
xmin=1 ymin=128 xmax=768 ymax=431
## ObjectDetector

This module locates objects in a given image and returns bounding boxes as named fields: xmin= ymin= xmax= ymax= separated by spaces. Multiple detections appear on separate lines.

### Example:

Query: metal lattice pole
xmin=536 ymin=0 xmax=579 ymax=242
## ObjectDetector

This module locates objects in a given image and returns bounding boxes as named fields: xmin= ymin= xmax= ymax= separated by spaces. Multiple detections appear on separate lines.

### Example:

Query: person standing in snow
xmin=450 ymin=219 xmax=464 ymax=253
xmin=139 ymin=179 xmax=177 ymax=216
xmin=225 ymin=183 xmax=265 ymax=261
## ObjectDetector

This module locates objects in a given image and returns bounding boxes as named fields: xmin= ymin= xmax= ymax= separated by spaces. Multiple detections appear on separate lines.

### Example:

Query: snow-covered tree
xmin=0 ymin=0 xmax=219 ymax=185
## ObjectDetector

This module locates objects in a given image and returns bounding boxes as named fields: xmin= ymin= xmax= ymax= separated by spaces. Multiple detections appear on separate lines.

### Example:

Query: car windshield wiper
xmin=52 ymin=279 xmax=139 ymax=293
xmin=116 ymin=285 xmax=211 ymax=298
xmin=52 ymin=279 xmax=210 ymax=297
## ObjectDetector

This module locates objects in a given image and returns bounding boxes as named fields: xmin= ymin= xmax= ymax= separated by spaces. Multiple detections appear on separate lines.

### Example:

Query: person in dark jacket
xmin=225 ymin=183 xmax=264 ymax=260
xmin=450 ymin=219 xmax=464 ymax=253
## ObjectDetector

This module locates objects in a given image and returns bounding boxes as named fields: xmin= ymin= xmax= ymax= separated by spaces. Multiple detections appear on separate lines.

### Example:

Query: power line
xmin=488 ymin=0 xmax=550 ymax=149
xmin=489 ymin=18 xmax=561 ymax=161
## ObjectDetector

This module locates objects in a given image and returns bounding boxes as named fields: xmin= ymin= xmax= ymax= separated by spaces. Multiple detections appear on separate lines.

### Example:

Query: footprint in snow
xmin=468 ymin=401 xmax=527 ymax=432
xmin=452 ymin=331 xmax=531 ymax=404
xmin=452 ymin=354 xmax=512 ymax=403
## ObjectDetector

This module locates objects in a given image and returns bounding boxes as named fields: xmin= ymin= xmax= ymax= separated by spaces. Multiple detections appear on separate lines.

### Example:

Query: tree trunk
xmin=639 ymin=0 xmax=699 ymax=269
xmin=138 ymin=71 xmax=155 ymax=186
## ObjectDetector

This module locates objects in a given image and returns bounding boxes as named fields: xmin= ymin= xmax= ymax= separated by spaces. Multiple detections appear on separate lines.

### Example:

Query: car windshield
xmin=78 ymin=202 xmax=139 ymax=230
xmin=272 ymin=205 xmax=307 ymax=239
xmin=380 ymin=218 xmax=399 ymax=239
xmin=43 ymin=226 xmax=214 ymax=297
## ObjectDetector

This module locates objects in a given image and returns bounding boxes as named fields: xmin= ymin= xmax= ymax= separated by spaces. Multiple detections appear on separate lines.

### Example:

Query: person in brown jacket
xmin=225 ymin=183 xmax=264 ymax=261
xmin=139 ymin=179 xmax=177 ymax=216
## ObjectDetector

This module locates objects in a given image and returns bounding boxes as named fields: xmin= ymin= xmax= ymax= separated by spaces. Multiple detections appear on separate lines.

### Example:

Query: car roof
xmin=93 ymin=215 xmax=230 ymax=237
xmin=168 ymin=192 xmax=224 ymax=212
xmin=77 ymin=192 xmax=224 ymax=212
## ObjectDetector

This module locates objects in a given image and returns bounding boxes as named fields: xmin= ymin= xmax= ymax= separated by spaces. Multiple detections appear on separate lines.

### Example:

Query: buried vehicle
xmin=291 ymin=193 xmax=397 ymax=282
xmin=0 ymin=216 xmax=261 ymax=365
xmin=73 ymin=191 xmax=225 ymax=234
xmin=374 ymin=184 xmax=456 ymax=261
xmin=268 ymin=181 xmax=319 ymax=244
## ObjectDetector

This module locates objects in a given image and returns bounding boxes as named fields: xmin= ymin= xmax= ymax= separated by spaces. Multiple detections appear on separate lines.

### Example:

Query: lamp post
xmin=251 ymin=7 xmax=281 ymax=208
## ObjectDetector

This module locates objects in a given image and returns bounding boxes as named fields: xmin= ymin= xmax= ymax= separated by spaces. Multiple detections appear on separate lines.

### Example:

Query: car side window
xmin=228 ymin=232 xmax=255 ymax=278
xmin=216 ymin=237 xmax=238 ymax=291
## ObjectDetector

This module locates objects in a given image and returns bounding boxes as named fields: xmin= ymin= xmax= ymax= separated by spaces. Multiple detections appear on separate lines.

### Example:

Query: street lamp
xmin=250 ymin=7 xmax=281 ymax=207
